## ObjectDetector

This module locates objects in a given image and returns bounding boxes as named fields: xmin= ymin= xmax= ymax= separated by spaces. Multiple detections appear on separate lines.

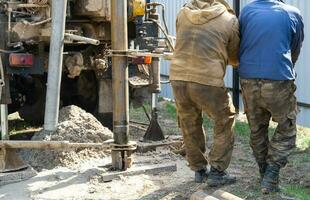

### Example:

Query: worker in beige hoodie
xmin=170 ymin=0 xmax=239 ymax=186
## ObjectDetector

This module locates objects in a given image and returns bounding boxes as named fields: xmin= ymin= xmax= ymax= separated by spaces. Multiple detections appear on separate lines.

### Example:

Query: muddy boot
xmin=258 ymin=162 xmax=267 ymax=179
xmin=195 ymin=168 xmax=208 ymax=183
xmin=207 ymin=167 xmax=236 ymax=187
xmin=261 ymin=164 xmax=280 ymax=194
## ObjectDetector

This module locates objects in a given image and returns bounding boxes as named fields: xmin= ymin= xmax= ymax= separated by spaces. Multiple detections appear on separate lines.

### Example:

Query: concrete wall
xmin=153 ymin=0 xmax=310 ymax=127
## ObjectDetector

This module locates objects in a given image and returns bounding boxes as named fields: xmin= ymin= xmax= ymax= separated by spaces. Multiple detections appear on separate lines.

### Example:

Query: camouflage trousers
xmin=241 ymin=79 xmax=298 ymax=168
xmin=171 ymin=81 xmax=235 ymax=172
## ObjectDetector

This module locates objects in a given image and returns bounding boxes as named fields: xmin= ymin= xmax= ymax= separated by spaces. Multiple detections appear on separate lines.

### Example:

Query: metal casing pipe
xmin=1 ymin=104 xmax=9 ymax=140
xmin=150 ymin=57 xmax=161 ymax=93
xmin=111 ymin=0 xmax=129 ymax=144
xmin=44 ymin=0 xmax=67 ymax=131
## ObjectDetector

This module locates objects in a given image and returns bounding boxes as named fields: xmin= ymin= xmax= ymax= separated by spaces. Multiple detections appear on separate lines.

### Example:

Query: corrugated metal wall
xmin=153 ymin=0 xmax=310 ymax=128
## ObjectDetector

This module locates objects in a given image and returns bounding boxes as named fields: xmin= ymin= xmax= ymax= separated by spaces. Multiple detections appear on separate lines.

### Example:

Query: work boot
xmin=207 ymin=167 xmax=236 ymax=187
xmin=195 ymin=168 xmax=208 ymax=183
xmin=258 ymin=162 xmax=267 ymax=179
xmin=261 ymin=164 xmax=280 ymax=194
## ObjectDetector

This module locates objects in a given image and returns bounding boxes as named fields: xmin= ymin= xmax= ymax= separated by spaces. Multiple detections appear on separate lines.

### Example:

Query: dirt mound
xmin=20 ymin=105 xmax=113 ymax=170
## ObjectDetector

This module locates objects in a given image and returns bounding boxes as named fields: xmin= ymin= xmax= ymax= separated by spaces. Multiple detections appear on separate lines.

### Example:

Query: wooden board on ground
xmin=137 ymin=140 xmax=182 ymax=153
xmin=191 ymin=190 xmax=244 ymax=200
xmin=190 ymin=191 xmax=219 ymax=200
xmin=101 ymin=163 xmax=177 ymax=182
xmin=212 ymin=190 xmax=244 ymax=200
xmin=0 ymin=166 xmax=37 ymax=186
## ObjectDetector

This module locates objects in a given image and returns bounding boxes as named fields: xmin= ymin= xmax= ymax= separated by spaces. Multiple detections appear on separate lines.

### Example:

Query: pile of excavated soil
xmin=20 ymin=105 xmax=113 ymax=171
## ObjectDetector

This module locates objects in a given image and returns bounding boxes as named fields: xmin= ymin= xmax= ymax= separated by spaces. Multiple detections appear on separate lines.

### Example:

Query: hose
xmin=148 ymin=18 xmax=175 ymax=51
xmin=0 ymin=46 xmax=24 ymax=54
xmin=158 ymin=4 xmax=169 ymax=37
xmin=146 ymin=3 xmax=174 ymax=51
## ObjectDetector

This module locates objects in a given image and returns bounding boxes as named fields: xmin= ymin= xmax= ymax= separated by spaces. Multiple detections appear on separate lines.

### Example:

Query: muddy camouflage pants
xmin=171 ymin=81 xmax=235 ymax=172
xmin=241 ymin=79 xmax=298 ymax=168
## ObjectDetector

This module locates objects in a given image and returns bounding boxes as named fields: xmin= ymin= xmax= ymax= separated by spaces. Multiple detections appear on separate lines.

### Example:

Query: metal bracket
xmin=108 ymin=49 xmax=163 ymax=58
xmin=111 ymin=141 xmax=137 ymax=171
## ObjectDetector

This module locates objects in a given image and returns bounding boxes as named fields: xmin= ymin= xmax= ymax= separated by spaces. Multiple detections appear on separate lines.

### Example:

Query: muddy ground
xmin=0 ymin=101 xmax=309 ymax=200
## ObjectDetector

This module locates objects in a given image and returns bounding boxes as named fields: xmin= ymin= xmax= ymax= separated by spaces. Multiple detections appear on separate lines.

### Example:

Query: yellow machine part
xmin=131 ymin=0 xmax=146 ymax=17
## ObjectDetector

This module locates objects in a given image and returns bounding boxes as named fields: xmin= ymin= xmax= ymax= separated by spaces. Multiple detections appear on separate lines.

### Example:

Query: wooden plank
xmin=137 ymin=141 xmax=183 ymax=153
xmin=190 ymin=191 xmax=219 ymax=200
xmin=101 ymin=163 xmax=177 ymax=182
xmin=212 ymin=190 xmax=244 ymax=200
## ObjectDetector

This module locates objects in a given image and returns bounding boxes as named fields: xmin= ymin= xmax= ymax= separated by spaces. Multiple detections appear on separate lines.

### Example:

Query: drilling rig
xmin=0 ymin=0 xmax=172 ymax=131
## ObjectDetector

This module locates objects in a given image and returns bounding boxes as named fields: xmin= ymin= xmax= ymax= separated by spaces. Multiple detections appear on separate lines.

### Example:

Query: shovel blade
xmin=0 ymin=148 xmax=28 ymax=173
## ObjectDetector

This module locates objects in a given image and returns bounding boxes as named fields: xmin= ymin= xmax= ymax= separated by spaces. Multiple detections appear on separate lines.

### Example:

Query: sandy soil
xmin=1 ymin=103 xmax=309 ymax=200
xmin=0 ymin=149 xmax=194 ymax=200
xmin=1 ymin=142 xmax=308 ymax=200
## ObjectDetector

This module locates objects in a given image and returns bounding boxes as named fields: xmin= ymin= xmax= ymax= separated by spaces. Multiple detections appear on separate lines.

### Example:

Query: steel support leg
xmin=44 ymin=0 xmax=67 ymax=131
xmin=233 ymin=0 xmax=240 ymax=113
xmin=1 ymin=104 xmax=8 ymax=140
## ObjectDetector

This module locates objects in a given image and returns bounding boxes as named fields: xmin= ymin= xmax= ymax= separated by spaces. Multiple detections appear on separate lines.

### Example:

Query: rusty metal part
xmin=28 ymin=0 xmax=49 ymax=5
xmin=94 ymin=59 xmax=108 ymax=71
xmin=111 ymin=0 xmax=129 ymax=145
xmin=149 ymin=57 xmax=161 ymax=93
xmin=64 ymin=33 xmax=100 ymax=45
xmin=111 ymin=0 xmax=136 ymax=171
xmin=74 ymin=0 xmax=145 ymax=21
xmin=73 ymin=0 xmax=111 ymax=20
xmin=65 ymin=53 xmax=84 ymax=78
xmin=111 ymin=142 xmax=137 ymax=171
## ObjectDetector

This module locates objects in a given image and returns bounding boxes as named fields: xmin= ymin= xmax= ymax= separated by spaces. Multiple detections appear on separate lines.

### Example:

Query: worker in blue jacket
xmin=239 ymin=0 xmax=304 ymax=194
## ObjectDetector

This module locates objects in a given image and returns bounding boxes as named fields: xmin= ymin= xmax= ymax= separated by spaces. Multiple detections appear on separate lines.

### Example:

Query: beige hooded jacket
xmin=170 ymin=0 xmax=240 ymax=87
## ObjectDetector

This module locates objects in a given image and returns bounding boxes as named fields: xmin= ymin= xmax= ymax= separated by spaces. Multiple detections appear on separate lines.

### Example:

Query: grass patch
xmin=283 ymin=185 xmax=310 ymax=200
xmin=203 ymin=115 xmax=214 ymax=130
xmin=129 ymin=103 xmax=151 ymax=123
xmin=234 ymin=122 xmax=250 ymax=138
xmin=297 ymin=132 xmax=310 ymax=150
xmin=164 ymin=102 xmax=177 ymax=119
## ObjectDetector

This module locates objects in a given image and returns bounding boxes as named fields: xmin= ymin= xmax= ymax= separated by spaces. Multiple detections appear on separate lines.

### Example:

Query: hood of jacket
xmin=183 ymin=0 xmax=230 ymax=25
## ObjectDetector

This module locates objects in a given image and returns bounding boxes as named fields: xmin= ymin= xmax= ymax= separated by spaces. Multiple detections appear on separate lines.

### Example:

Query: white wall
xmin=154 ymin=0 xmax=310 ymax=128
